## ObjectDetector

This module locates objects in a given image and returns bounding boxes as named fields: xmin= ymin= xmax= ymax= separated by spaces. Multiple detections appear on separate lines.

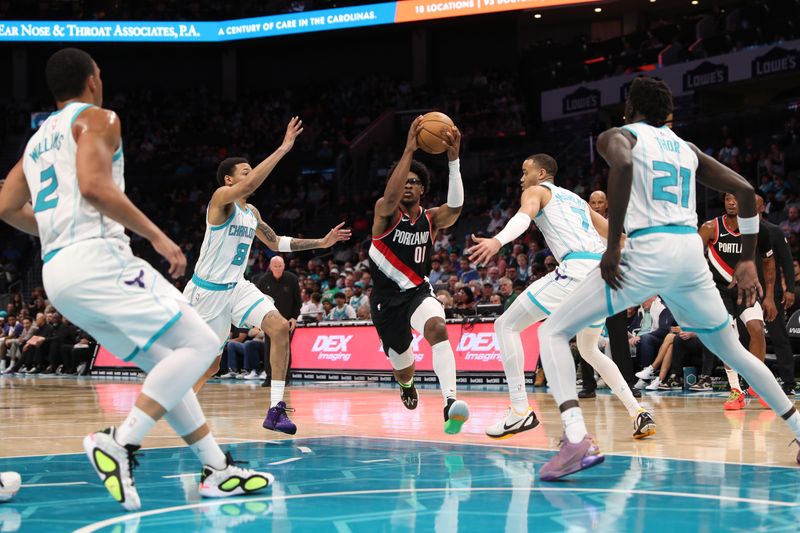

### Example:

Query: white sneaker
xmin=219 ymin=371 xmax=238 ymax=379
xmin=0 ymin=472 xmax=21 ymax=502
xmin=485 ymin=407 xmax=540 ymax=439
xmin=645 ymin=377 xmax=662 ymax=390
xmin=244 ymin=370 xmax=261 ymax=380
xmin=199 ymin=452 xmax=273 ymax=498
xmin=76 ymin=362 xmax=87 ymax=375
xmin=635 ymin=366 xmax=656 ymax=380
xmin=83 ymin=427 xmax=141 ymax=511
xmin=634 ymin=379 xmax=648 ymax=390
xmin=258 ymin=371 xmax=267 ymax=380
xmin=235 ymin=371 xmax=249 ymax=380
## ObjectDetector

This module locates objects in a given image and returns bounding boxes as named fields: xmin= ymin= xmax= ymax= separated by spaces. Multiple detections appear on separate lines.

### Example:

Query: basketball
xmin=417 ymin=111 xmax=455 ymax=154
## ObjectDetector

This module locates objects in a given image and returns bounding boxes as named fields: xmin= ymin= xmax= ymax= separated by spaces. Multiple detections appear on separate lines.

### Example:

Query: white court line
xmin=73 ymin=485 xmax=799 ymax=533
xmin=268 ymin=457 xmax=304 ymax=466
xmin=359 ymin=459 xmax=392 ymax=464
xmin=162 ymin=473 xmax=200 ymax=479
xmin=22 ymin=481 xmax=88 ymax=488
xmin=298 ymin=446 xmax=312 ymax=454
xmin=334 ymin=434 xmax=800 ymax=471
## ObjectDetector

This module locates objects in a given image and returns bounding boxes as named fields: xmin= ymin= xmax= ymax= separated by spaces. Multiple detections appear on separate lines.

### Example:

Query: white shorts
xmin=184 ymin=275 xmax=277 ymax=346
xmin=524 ymin=256 xmax=604 ymax=328
xmin=551 ymin=229 xmax=730 ymax=337
xmin=42 ymin=238 xmax=187 ymax=361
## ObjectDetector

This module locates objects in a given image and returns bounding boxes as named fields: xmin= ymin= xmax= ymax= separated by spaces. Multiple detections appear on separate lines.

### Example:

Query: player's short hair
xmin=45 ymin=48 xmax=96 ymax=102
xmin=628 ymin=76 xmax=673 ymax=127
xmin=526 ymin=154 xmax=558 ymax=178
xmin=387 ymin=160 xmax=430 ymax=192
xmin=216 ymin=157 xmax=249 ymax=186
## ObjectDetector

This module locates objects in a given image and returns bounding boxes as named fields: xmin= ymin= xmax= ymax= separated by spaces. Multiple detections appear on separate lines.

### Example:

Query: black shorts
xmin=371 ymin=283 xmax=436 ymax=356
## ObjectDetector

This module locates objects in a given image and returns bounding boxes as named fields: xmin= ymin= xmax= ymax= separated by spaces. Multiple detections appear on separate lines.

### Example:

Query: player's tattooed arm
xmin=251 ymin=205 xmax=350 ymax=251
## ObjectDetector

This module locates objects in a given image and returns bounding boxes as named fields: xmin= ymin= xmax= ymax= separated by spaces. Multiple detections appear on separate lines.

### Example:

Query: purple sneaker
xmin=539 ymin=433 xmax=605 ymax=481
xmin=262 ymin=401 xmax=297 ymax=435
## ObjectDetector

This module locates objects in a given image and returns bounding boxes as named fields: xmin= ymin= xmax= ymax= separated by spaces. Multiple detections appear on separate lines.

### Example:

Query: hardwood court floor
xmin=0 ymin=377 xmax=798 ymax=532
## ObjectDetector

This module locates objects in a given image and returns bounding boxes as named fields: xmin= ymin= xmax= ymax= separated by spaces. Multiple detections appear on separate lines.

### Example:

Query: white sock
xmin=725 ymin=367 xmax=741 ymax=391
xmin=115 ymin=406 xmax=156 ymax=447
xmin=432 ymin=341 xmax=457 ymax=403
xmin=561 ymin=407 xmax=588 ymax=444
xmin=786 ymin=410 xmax=800 ymax=440
xmin=577 ymin=328 xmax=640 ymax=417
xmin=190 ymin=433 xmax=227 ymax=470
xmin=271 ymin=380 xmax=286 ymax=407
xmin=508 ymin=376 xmax=529 ymax=413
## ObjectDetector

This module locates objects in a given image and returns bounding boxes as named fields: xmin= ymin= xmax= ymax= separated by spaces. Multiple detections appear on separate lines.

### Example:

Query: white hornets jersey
xmin=619 ymin=122 xmax=699 ymax=235
xmin=22 ymin=102 xmax=128 ymax=262
xmin=535 ymin=181 xmax=605 ymax=262
xmin=192 ymin=203 xmax=258 ymax=285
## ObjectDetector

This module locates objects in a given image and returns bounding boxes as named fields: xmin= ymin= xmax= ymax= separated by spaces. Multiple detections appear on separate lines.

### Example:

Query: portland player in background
xmin=0 ymin=48 xmax=272 ymax=510
xmin=186 ymin=118 xmax=350 ymax=434
xmin=699 ymin=193 xmax=777 ymax=410
xmin=537 ymin=76 xmax=800 ymax=480
xmin=369 ymin=117 xmax=469 ymax=434
xmin=469 ymin=154 xmax=654 ymax=441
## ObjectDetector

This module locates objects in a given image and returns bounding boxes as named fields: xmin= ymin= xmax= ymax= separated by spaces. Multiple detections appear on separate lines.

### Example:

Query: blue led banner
xmin=0 ymin=0 xmax=598 ymax=42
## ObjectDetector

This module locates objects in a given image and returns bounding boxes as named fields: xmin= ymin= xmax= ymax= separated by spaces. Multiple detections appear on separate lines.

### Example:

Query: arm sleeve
xmin=758 ymin=223 xmax=774 ymax=258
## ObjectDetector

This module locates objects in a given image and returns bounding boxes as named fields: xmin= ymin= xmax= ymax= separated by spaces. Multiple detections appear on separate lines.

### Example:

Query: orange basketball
xmin=417 ymin=111 xmax=455 ymax=155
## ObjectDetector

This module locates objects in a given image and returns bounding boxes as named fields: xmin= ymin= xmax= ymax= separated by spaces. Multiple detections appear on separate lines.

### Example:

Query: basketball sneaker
xmin=399 ymin=383 xmax=418 ymax=410
xmin=747 ymin=387 xmax=770 ymax=408
xmin=689 ymin=375 xmax=712 ymax=391
xmin=723 ymin=388 xmax=745 ymax=410
xmin=83 ymin=427 xmax=141 ymax=511
xmin=539 ymin=433 xmax=605 ymax=481
xmin=632 ymin=409 xmax=656 ymax=439
xmin=444 ymin=398 xmax=469 ymax=435
xmin=635 ymin=366 xmax=656 ymax=381
xmin=262 ymin=401 xmax=297 ymax=435
xmin=645 ymin=376 xmax=662 ymax=390
xmin=0 ymin=471 xmax=21 ymax=502
xmin=198 ymin=452 xmax=274 ymax=498
xmin=485 ymin=407 xmax=539 ymax=439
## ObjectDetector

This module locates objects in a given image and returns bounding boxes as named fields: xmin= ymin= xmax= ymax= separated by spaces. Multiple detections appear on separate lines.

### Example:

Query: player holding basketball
xmin=369 ymin=116 xmax=469 ymax=434
xmin=699 ymin=193 xmax=776 ymax=410
xmin=469 ymin=153 xmax=655 ymax=441
xmin=536 ymin=76 xmax=800 ymax=480
xmin=0 ymin=48 xmax=272 ymax=510
xmin=185 ymin=119 xmax=351 ymax=434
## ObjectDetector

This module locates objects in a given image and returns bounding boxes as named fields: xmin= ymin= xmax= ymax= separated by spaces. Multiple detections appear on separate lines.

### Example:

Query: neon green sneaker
xmin=198 ymin=452 xmax=274 ymax=498
xmin=444 ymin=399 xmax=470 ymax=434
xmin=83 ymin=427 xmax=141 ymax=511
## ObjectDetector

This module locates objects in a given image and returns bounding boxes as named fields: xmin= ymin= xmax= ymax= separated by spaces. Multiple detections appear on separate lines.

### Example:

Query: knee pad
xmin=388 ymin=348 xmax=414 ymax=370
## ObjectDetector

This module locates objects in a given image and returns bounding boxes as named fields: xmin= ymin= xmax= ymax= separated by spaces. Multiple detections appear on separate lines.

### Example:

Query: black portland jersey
xmin=706 ymin=215 xmax=772 ymax=286
xmin=369 ymin=208 xmax=433 ymax=294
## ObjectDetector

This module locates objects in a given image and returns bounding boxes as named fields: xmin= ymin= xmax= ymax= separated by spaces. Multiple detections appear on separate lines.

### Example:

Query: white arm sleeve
xmin=278 ymin=236 xmax=292 ymax=252
xmin=446 ymin=159 xmax=464 ymax=208
xmin=737 ymin=214 xmax=759 ymax=235
xmin=493 ymin=212 xmax=532 ymax=246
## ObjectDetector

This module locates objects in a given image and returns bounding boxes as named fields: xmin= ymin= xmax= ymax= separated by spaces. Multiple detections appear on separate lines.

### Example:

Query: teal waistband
xmin=42 ymin=248 xmax=62 ymax=264
xmin=191 ymin=274 xmax=237 ymax=291
xmin=628 ymin=225 xmax=696 ymax=239
xmin=562 ymin=252 xmax=602 ymax=262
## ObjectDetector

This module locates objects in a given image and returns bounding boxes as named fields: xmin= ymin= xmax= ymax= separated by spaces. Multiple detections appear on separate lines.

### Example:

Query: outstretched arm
xmin=208 ymin=117 xmax=303 ymax=223
xmin=467 ymin=186 xmax=542 ymax=265
xmin=0 ymin=159 xmax=38 ymax=236
xmin=596 ymin=128 xmax=634 ymax=290
xmin=374 ymin=116 xmax=424 ymax=219
xmin=428 ymin=127 xmax=463 ymax=230
xmin=251 ymin=205 xmax=351 ymax=252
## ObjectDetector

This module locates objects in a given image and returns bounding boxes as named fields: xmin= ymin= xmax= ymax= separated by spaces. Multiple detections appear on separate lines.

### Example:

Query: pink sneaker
xmin=540 ymin=433 xmax=605 ymax=481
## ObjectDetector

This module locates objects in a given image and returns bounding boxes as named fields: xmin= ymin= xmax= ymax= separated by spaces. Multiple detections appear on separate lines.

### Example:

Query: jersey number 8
xmin=231 ymin=243 xmax=249 ymax=266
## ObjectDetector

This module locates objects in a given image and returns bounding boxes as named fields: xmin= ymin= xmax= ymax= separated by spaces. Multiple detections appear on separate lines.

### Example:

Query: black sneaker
xmin=632 ymin=410 xmax=656 ymax=439
xmin=578 ymin=389 xmax=597 ymax=399
xmin=689 ymin=375 xmax=712 ymax=392
xmin=631 ymin=388 xmax=642 ymax=398
xmin=783 ymin=384 xmax=796 ymax=397
xmin=400 ymin=383 xmax=418 ymax=410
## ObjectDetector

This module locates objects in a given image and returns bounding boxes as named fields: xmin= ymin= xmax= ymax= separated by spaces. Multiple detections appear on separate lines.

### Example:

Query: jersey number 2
xmin=33 ymin=166 xmax=59 ymax=213
xmin=652 ymin=161 xmax=691 ymax=208
xmin=231 ymin=243 xmax=249 ymax=266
